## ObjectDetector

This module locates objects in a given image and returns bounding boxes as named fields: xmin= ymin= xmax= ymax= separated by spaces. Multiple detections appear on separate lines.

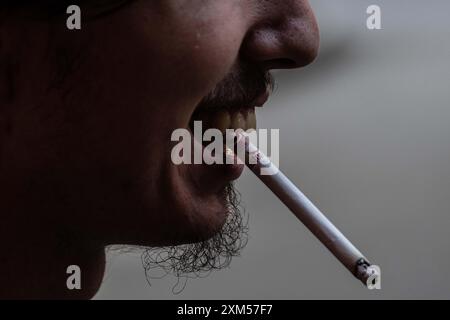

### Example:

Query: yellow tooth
xmin=231 ymin=112 xmax=246 ymax=130
xmin=247 ymin=110 xmax=256 ymax=130
xmin=211 ymin=110 xmax=231 ymax=133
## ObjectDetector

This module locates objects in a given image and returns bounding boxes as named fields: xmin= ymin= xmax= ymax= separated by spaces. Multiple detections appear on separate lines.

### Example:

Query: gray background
xmin=95 ymin=0 xmax=450 ymax=299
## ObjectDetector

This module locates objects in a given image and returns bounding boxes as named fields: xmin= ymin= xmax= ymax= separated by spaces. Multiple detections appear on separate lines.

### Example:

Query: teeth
xmin=247 ymin=110 xmax=256 ymax=130
xmin=193 ymin=109 xmax=257 ymax=133
xmin=210 ymin=110 xmax=231 ymax=132
xmin=231 ymin=112 xmax=246 ymax=130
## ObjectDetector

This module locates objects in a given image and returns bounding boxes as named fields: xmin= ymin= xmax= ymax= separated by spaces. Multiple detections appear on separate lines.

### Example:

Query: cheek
xmin=181 ymin=17 xmax=248 ymax=92
xmin=63 ymin=3 xmax=249 ymax=168
xmin=126 ymin=2 xmax=248 ymax=106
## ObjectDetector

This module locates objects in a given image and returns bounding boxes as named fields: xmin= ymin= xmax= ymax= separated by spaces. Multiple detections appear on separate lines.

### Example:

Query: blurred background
xmin=95 ymin=0 xmax=450 ymax=299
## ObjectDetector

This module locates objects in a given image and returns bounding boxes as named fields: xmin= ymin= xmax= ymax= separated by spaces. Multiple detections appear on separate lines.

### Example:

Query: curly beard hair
xmin=141 ymin=183 xmax=248 ymax=293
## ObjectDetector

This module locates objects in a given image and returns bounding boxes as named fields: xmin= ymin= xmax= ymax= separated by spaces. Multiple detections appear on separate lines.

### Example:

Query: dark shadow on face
xmin=141 ymin=183 xmax=248 ymax=293
xmin=0 ymin=0 xmax=319 ymax=299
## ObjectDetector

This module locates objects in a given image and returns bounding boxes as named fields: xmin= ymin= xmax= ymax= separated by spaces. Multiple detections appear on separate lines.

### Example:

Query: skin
xmin=0 ymin=0 xmax=319 ymax=299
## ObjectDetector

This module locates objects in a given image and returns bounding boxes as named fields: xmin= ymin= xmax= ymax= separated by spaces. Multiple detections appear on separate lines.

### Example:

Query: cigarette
xmin=234 ymin=133 xmax=380 ymax=288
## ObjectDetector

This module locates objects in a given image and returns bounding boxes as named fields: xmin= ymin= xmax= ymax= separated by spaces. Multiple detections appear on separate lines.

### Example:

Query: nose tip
xmin=241 ymin=5 xmax=320 ymax=71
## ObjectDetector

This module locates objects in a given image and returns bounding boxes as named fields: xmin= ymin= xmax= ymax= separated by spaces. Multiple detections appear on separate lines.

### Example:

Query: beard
xmin=141 ymin=183 xmax=248 ymax=293
xmin=140 ymin=62 xmax=273 ymax=292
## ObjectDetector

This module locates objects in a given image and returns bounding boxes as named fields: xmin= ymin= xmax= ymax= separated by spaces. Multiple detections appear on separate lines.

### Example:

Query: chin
xmin=163 ymin=162 xmax=239 ymax=245
xmin=183 ymin=206 xmax=228 ymax=244
xmin=177 ymin=184 xmax=230 ymax=244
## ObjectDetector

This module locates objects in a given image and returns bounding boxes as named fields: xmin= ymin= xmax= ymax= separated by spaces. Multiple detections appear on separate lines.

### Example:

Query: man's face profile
xmin=0 ymin=0 xmax=319 ymax=299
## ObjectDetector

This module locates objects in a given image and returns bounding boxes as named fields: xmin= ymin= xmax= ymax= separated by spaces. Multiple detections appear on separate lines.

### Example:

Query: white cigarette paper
xmin=235 ymin=133 xmax=380 ymax=288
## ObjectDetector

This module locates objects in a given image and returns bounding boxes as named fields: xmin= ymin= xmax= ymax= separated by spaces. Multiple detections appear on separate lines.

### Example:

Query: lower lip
xmin=201 ymin=142 xmax=245 ymax=182
xmin=186 ymin=137 xmax=245 ymax=195
xmin=221 ymin=154 xmax=245 ymax=181
xmin=188 ymin=105 xmax=259 ymax=188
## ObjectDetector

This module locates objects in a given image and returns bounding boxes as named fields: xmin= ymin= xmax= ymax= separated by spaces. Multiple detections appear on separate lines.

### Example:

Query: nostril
xmin=263 ymin=58 xmax=298 ymax=70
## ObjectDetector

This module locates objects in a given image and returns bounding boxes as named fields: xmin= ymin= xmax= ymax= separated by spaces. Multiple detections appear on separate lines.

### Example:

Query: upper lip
xmin=252 ymin=88 xmax=270 ymax=107
xmin=194 ymin=85 xmax=271 ymax=115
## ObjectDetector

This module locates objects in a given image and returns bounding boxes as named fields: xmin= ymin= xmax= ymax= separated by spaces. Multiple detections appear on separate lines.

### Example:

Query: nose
xmin=241 ymin=0 xmax=320 ymax=71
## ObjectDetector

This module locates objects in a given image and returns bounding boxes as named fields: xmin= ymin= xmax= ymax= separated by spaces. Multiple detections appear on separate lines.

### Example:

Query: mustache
xmin=196 ymin=63 xmax=275 ymax=111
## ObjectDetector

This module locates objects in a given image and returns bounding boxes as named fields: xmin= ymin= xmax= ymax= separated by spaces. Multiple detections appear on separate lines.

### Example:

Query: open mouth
xmin=188 ymin=88 xmax=270 ymax=134
xmin=182 ymin=79 xmax=272 ymax=186
xmin=189 ymin=108 xmax=257 ymax=133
